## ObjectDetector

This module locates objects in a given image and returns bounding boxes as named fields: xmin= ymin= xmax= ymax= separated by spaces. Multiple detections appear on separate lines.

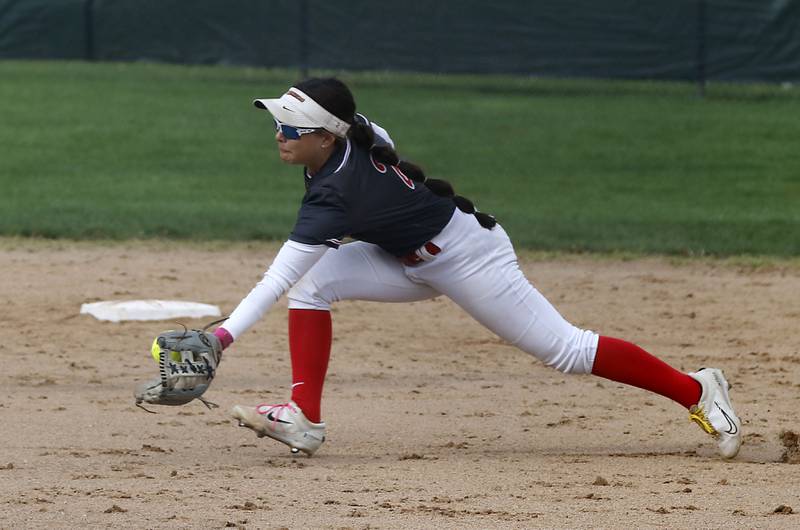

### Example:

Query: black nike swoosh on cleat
xmin=715 ymin=401 xmax=738 ymax=435
xmin=266 ymin=411 xmax=293 ymax=425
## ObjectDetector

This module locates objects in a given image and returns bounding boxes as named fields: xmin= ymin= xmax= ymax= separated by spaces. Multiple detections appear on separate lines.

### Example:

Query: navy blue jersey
xmin=289 ymin=136 xmax=455 ymax=257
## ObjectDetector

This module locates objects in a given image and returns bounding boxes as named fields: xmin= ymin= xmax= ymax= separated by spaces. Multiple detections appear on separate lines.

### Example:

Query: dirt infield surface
xmin=3 ymin=239 xmax=799 ymax=529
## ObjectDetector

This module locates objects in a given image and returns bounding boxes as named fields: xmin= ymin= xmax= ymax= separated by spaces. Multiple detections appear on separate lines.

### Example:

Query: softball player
xmin=217 ymin=78 xmax=742 ymax=459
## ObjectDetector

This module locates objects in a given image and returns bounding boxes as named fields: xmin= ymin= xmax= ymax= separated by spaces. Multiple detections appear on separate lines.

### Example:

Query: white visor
xmin=253 ymin=87 xmax=351 ymax=137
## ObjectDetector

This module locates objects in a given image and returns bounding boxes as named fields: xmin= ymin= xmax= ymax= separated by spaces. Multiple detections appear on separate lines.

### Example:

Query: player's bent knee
xmin=287 ymin=276 xmax=333 ymax=311
xmin=523 ymin=328 xmax=599 ymax=375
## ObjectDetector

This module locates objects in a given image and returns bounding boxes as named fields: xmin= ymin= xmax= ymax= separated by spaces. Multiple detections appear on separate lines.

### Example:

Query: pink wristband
xmin=213 ymin=327 xmax=234 ymax=349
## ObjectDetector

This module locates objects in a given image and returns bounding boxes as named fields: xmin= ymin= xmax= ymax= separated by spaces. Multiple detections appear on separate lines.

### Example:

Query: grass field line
xmin=3 ymin=236 xmax=799 ymax=272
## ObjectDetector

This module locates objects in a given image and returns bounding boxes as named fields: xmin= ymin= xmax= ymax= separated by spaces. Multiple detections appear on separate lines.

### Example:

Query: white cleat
xmin=231 ymin=401 xmax=326 ymax=456
xmin=688 ymin=368 xmax=742 ymax=459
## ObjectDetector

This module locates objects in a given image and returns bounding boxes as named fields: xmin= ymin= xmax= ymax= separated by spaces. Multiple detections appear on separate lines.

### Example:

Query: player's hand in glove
xmin=134 ymin=327 xmax=223 ymax=411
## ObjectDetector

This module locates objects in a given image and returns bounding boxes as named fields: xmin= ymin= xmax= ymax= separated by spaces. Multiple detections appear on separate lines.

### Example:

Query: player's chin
xmin=277 ymin=150 xmax=296 ymax=164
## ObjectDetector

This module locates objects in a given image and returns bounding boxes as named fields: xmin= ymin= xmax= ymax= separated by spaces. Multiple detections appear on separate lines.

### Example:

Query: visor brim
xmin=253 ymin=98 xmax=319 ymax=128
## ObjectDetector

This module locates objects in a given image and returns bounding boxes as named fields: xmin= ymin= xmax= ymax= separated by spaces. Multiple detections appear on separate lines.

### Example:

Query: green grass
xmin=2 ymin=60 xmax=799 ymax=255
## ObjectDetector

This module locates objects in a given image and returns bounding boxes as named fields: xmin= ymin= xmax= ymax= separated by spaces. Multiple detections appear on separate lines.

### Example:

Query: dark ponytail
xmin=296 ymin=77 xmax=496 ymax=229
xmin=348 ymin=114 xmax=431 ymax=183
xmin=348 ymin=117 xmax=376 ymax=154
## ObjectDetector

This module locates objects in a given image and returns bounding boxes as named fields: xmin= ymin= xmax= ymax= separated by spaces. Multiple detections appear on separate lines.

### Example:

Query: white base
xmin=80 ymin=300 xmax=221 ymax=322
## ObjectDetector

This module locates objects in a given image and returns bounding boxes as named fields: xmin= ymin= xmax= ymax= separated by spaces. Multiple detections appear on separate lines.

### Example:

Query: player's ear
xmin=319 ymin=130 xmax=337 ymax=149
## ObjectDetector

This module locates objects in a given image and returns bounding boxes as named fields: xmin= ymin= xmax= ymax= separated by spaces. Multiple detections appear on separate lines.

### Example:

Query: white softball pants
xmin=287 ymin=209 xmax=599 ymax=374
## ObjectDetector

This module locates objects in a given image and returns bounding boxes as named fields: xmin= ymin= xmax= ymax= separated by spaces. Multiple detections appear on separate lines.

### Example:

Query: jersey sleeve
xmin=290 ymin=185 xmax=352 ymax=249
xmin=370 ymin=121 xmax=394 ymax=149
xmin=355 ymin=112 xmax=395 ymax=149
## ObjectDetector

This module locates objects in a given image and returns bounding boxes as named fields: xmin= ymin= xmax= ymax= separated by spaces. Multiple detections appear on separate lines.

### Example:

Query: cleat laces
xmin=256 ymin=402 xmax=297 ymax=427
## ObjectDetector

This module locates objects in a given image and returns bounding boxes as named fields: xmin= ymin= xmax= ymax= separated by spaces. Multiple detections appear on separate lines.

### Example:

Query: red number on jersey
xmin=370 ymin=153 xmax=387 ymax=173
xmin=391 ymin=165 xmax=415 ymax=189
xmin=370 ymin=153 xmax=415 ymax=189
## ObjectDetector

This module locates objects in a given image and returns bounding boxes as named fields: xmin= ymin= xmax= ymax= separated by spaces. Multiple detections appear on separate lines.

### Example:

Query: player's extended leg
xmin=407 ymin=210 xmax=742 ymax=458
xmin=591 ymin=336 xmax=741 ymax=458
xmin=233 ymin=241 xmax=438 ymax=455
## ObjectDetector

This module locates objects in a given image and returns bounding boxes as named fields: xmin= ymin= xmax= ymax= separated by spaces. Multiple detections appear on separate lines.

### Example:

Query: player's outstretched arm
xmin=217 ymin=240 xmax=328 ymax=342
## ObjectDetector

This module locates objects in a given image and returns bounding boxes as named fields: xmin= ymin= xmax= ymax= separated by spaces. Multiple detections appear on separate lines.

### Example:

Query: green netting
xmin=1 ymin=0 xmax=799 ymax=82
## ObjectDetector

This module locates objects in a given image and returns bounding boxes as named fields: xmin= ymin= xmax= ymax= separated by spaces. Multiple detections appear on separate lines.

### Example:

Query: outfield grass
xmin=1 ymin=60 xmax=798 ymax=255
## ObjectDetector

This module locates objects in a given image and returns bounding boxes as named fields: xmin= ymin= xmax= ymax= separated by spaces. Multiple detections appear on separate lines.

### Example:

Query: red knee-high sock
xmin=288 ymin=309 xmax=332 ymax=423
xmin=591 ymin=336 xmax=701 ymax=409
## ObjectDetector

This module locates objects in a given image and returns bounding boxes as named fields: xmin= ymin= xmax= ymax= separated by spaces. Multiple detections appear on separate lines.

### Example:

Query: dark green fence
xmin=1 ymin=0 xmax=799 ymax=82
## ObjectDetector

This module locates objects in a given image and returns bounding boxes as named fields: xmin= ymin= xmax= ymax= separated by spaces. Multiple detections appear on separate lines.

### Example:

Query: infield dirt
xmin=2 ymin=240 xmax=799 ymax=529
